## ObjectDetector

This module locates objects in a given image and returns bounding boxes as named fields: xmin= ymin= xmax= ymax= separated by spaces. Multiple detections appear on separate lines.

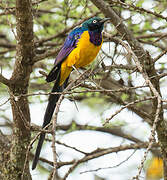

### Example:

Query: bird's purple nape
xmin=89 ymin=31 xmax=102 ymax=46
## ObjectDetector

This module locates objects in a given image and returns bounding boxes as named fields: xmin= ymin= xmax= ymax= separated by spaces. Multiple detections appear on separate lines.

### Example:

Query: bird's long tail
xmin=32 ymin=68 xmax=65 ymax=170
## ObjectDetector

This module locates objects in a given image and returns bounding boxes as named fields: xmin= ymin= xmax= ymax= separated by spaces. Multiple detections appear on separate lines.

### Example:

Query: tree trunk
xmin=1 ymin=0 xmax=34 ymax=179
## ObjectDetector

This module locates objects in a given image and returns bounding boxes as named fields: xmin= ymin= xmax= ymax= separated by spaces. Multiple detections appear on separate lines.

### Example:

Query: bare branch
xmin=0 ymin=74 xmax=11 ymax=86
xmin=80 ymin=150 xmax=136 ymax=174
xmin=34 ymin=48 xmax=60 ymax=63
xmin=62 ymin=142 xmax=159 ymax=180
xmin=51 ymin=68 xmax=101 ymax=179
xmin=104 ymin=96 xmax=156 ymax=125
xmin=133 ymin=98 xmax=162 ymax=180
xmin=111 ymin=0 xmax=167 ymax=21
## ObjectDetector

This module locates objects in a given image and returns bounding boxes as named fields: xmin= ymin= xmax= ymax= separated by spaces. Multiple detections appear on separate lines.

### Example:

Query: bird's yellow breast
xmin=74 ymin=31 xmax=102 ymax=67
xmin=60 ymin=31 xmax=102 ymax=85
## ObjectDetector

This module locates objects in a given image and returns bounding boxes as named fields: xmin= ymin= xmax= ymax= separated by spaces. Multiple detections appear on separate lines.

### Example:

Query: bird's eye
xmin=92 ymin=20 xmax=97 ymax=23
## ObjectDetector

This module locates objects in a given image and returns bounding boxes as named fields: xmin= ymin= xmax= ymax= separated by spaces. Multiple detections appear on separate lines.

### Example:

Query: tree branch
xmin=90 ymin=1 xmax=167 ymax=179
xmin=62 ymin=142 xmax=158 ymax=180
xmin=0 ymin=74 xmax=10 ymax=86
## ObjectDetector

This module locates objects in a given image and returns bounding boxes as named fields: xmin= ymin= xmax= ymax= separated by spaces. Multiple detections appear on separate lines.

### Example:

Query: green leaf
xmin=121 ymin=93 xmax=129 ymax=101
xmin=136 ymin=0 xmax=145 ymax=7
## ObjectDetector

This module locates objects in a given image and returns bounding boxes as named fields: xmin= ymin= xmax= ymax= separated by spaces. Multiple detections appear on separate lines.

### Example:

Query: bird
xmin=145 ymin=156 xmax=163 ymax=180
xmin=32 ymin=16 xmax=110 ymax=170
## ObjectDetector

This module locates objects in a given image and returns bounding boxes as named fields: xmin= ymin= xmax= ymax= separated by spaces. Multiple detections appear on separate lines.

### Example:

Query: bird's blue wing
xmin=46 ymin=27 xmax=84 ymax=82
xmin=54 ymin=27 xmax=83 ymax=66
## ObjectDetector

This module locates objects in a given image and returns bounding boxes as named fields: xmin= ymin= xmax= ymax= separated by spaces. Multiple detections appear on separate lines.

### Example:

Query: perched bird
xmin=145 ymin=156 xmax=163 ymax=180
xmin=32 ymin=16 xmax=110 ymax=170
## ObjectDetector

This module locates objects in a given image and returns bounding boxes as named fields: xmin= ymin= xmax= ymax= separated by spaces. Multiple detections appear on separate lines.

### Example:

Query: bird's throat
xmin=89 ymin=31 xmax=102 ymax=46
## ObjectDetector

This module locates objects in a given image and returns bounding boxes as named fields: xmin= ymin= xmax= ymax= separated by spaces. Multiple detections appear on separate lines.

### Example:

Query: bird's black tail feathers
xmin=32 ymin=66 xmax=69 ymax=170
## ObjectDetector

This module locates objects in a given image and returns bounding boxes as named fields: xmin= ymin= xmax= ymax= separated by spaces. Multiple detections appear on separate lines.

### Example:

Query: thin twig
xmin=103 ymin=96 xmax=156 ymax=125
xmin=104 ymin=33 xmax=162 ymax=179
xmin=80 ymin=150 xmax=136 ymax=174
xmin=111 ymin=0 xmax=167 ymax=21
xmin=62 ymin=142 xmax=158 ymax=180
xmin=8 ymin=84 xmax=148 ymax=99
xmin=153 ymin=49 xmax=167 ymax=63
xmin=21 ymin=120 xmax=53 ymax=180
xmin=51 ymin=94 xmax=64 ymax=180
xmin=51 ymin=68 xmax=97 ymax=179
xmin=0 ymin=98 xmax=10 ymax=107
xmin=133 ymin=98 xmax=161 ymax=180
xmin=56 ymin=140 xmax=88 ymax=155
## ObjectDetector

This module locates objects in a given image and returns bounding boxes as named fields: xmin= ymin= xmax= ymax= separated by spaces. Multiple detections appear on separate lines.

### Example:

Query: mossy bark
xmin=1 ymin=0 xmax=34 ymax=179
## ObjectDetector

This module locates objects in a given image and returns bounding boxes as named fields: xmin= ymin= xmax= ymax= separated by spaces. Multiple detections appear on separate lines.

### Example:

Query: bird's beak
xmin=99 ymin=18 xmax=111 ymax=24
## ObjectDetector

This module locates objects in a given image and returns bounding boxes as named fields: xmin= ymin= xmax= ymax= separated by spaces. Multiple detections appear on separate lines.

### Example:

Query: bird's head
xmin=82 ymin=17 xmax=110 ymax=32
